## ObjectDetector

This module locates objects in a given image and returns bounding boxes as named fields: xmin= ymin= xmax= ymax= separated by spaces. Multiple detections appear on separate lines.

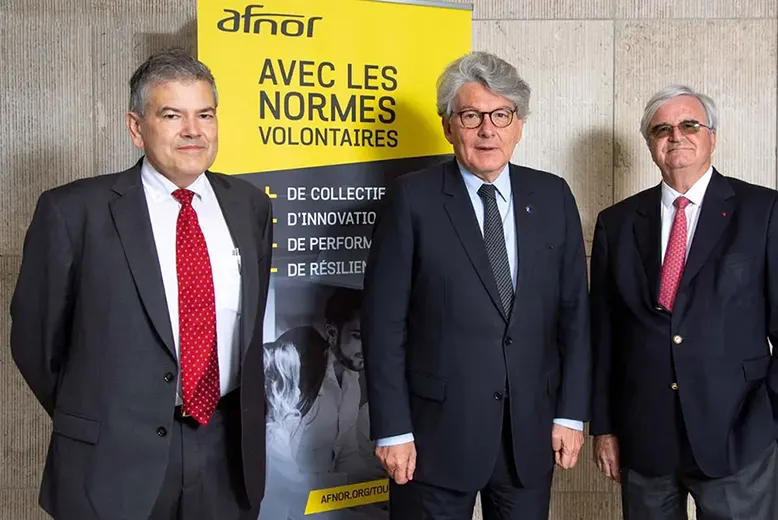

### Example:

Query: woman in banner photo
xmin=260 ymin=286 xmax=387 ymax=520
xmin=262 ymin=332 xmax=310 ymax=520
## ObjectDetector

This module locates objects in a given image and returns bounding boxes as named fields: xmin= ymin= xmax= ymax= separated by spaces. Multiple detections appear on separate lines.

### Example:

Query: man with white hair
xmin=591 ymin=85 xmax=778 ymax=519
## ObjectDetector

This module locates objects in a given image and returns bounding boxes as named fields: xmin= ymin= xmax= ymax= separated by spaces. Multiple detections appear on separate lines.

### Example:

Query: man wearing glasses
xmin=362 ymin=51 xmax=590 ymax=519
xmin=591 ymin=85 xmax=778 ymax=519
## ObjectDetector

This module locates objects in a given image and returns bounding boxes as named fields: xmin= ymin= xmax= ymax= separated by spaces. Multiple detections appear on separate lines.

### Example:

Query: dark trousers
xmin=389 ymin=402 xmax=552 ymax=520
xmin=622 ymin=442 xmax=777 ymax=520
xmin=149 ymin=390 xmax=258 ymax=520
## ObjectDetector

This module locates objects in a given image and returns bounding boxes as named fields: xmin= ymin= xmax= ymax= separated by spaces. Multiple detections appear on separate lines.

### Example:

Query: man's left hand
xmin=551 ymin=424 xmax=584 ymax=469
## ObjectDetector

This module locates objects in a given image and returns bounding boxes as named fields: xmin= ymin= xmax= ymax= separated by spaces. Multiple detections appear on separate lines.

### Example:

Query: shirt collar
xmin=457 ymin=161 xmax=512 ymax=202
xmin=140 ymin=157 xmax=207 ymax=204
xmin=661 ymin=166 xmax=713 ymax=210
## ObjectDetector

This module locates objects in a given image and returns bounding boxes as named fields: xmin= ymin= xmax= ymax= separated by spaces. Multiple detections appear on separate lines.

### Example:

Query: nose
xmin=477 ymin=116 xmax=497 ymax=138
xmin=180 ymin=116 xmax=202 ymax=139
xmin=669 ymin=125 xmax=684 ymax=142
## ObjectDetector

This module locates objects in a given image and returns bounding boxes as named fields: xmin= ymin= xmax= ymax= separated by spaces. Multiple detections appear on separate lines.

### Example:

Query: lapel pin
xmin=722 ymin=212 xmax=727 ymax=217
xmin=526 ymin=205 xmax=533 ymax=214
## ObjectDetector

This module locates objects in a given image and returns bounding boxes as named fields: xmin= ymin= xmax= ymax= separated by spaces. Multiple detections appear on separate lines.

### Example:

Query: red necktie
xmin=658 ymin=196 xmax=691 ymax=312
xmin=173 ymin=189 xmax=220 ymax=424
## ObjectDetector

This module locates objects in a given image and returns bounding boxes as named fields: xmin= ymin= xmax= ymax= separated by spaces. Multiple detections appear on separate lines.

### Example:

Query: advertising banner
xmin=198 ymin=1 xmax=472 ymax=516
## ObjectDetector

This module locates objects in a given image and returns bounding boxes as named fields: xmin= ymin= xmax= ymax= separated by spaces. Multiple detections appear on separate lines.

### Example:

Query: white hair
xmin=640 ymin=85 xmax=718 ymax=141
xmin=264 ymin=340 xmax=302 ymax=452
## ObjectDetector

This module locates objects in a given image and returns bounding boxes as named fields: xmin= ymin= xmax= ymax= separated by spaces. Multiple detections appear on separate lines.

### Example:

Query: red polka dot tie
xmin=658 ymin=196 xmax=691 ymax=312
xmin=173 ymin=189 xmax=220 ymax=424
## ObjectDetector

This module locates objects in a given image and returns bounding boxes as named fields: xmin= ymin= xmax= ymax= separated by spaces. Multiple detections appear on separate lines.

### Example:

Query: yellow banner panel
xmin=304 ymin=479 xmax=390 ymax=515
xmin=197 ymin=0 xmax=472 ymax=174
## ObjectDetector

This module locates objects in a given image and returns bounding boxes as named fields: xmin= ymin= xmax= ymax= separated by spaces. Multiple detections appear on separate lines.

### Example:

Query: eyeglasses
xmin=648 ymin=120 xmax=712 ymax=139
xmin=456 ymin=108 xmax=516 ymax=129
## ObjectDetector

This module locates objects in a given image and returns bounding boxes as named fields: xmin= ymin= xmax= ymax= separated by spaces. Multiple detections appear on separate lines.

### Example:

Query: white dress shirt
xmin=377 ymin=163 xmax=582 ymax=447
xmin=141 ymin=159 xmax=242 ymax=404
xmin=660 ymin=166 xmax=714 ymax=261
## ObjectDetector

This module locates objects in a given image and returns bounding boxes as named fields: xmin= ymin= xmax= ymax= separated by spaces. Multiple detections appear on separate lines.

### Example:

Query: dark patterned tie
xmin=478 ymin=183 xmax=514 ymax=317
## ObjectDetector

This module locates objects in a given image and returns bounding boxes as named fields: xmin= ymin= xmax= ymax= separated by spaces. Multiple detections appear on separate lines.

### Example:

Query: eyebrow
xmin=457 ymin=105 xmax=513 ymax=111
xmin=652 ymin=119 xmax=700 ymax=126
xmin=156 ymin=106 xmax=216 ymax=115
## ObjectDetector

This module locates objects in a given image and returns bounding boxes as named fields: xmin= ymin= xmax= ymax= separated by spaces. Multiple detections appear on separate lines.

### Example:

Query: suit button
xmin=156 ymin=427 xmax=167 ymax=437
xmin=670 ymin=383 xmax=679 ymax=391
xmin=493 ymin=392 xmax=503 ymax=400
xmin=164 ymin=372 xmax=175 ymax=383
xmin=504 ymin=337 xmax=513 ymax=346
xmin=673 ymin=335 xmax=683 ymax=345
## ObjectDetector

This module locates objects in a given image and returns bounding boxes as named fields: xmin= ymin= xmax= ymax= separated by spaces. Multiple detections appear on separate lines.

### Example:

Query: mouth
xmin=177 ymin=144 xmax=205 ymax=152
xmin=475 ymin=145 xmax=498 ymax=152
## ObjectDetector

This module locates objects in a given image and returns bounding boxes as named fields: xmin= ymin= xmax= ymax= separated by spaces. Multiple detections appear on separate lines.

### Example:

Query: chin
xmin=664 ymin=160 xmax=694 ymax=170
xmin=180 ymin=161 xmax=211 ymax=175
xmin=472 ymin=161 xmax=503 ymax=174
xmin=175 ymin=165 xmax=204 ymax=176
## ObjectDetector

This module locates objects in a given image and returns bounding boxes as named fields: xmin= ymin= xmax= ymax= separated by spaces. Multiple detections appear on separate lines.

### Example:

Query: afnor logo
xmin=217 ymin=4 xmax=322 ymax=38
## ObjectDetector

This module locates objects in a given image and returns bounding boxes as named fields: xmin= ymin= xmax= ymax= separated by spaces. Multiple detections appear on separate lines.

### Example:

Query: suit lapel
xmin=507 ymin=165 xmax=537 ymax=326
xmin=633 ymin=185 xmax=662 ymax=307
xmin=209 ymin=173 xmax=259 ymax=354
xmin=442 ymin=160 xmax=507 ymax=321
xmin=110 ymin=164 xmax=176 ymax=358
xmin=678 ymin=170 xmax=736 ymax=293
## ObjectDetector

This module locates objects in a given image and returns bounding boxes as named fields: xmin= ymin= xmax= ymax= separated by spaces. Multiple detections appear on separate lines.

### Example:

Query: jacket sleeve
xmin=10 ymin=190 xmax=75 ymax=416
xmin=589 ymin=212 xmax=615 ymax=435
xmin=554 ymin=178 xmax=592 ymax=422
xmin=362 ymin=179 xmax=415 ymax=440
xmin=764 ymin=195 xmax=778 ymax=401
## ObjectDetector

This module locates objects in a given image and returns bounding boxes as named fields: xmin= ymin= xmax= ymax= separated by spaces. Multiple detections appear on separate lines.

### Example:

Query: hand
xmin=375 ymin=442 xmax=416 ymax=485
xmin=551 ymin=424 xmax=584 ymax=469
xmin=594 ymin=434 xmax=621 ymax=483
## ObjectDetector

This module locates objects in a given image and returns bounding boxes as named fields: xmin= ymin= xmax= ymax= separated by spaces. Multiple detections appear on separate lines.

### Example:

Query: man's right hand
xmin=594 ymin=434 xmax=621 ymax=483
xmin=375 ymin=441 xmax=416 ymax=485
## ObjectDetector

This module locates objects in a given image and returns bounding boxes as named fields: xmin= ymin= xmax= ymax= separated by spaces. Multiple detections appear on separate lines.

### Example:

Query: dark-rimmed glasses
xmin=649 ymin=120 xmax=712 ymax=139
xmin=456 ymin=108 xmax=517 ymax=129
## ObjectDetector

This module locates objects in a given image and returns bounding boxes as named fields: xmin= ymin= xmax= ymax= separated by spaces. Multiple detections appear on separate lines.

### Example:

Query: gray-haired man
xmin=591 ymin=85 xmax=778 ymax=519
xmin=362 ymin=51 xmax=591 ymax=520
xmin=11 ymin=48 xmax=272 ymax=519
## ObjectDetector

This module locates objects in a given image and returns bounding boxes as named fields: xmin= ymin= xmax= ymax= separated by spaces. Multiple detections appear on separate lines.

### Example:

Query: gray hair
xmin=436 ymin=52 xmax=531 ymax=120
xmin=129 ymin=48 xmax=218 ymax=116
xmin=640 ymin=85 xmax=718 ymax=141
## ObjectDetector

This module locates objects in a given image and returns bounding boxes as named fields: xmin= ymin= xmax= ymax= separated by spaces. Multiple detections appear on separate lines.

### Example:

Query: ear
xmin=324 ymin=323 xmax=338 ymax=348
xmin=514 ymin=118 xmax=525 ymax=146
xmin=709 ymin=129 xmax=717 ymax=154
xmin=125 ymin=112 xmax=145 ymax=150
xmin=442 ymin=116 xmax=454 ymax=145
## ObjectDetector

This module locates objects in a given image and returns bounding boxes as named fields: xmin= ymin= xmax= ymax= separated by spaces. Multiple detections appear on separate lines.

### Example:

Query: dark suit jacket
xmin=10 ymin=160 xmax=272 ymax=519
xmin=590 ymin=169 xmax=778 ymax=478
xmin=362 ymin=159 xmax=590 ymax=492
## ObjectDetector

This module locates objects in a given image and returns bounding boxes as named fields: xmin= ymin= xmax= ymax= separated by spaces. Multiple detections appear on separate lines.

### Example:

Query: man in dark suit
xmin=591 ymin=85 xmax=778 ymax=519
xmin=361 ymin=51 xmax=591 ymax=520
xmin=10 ymin=49 xmax=272 ymax=520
